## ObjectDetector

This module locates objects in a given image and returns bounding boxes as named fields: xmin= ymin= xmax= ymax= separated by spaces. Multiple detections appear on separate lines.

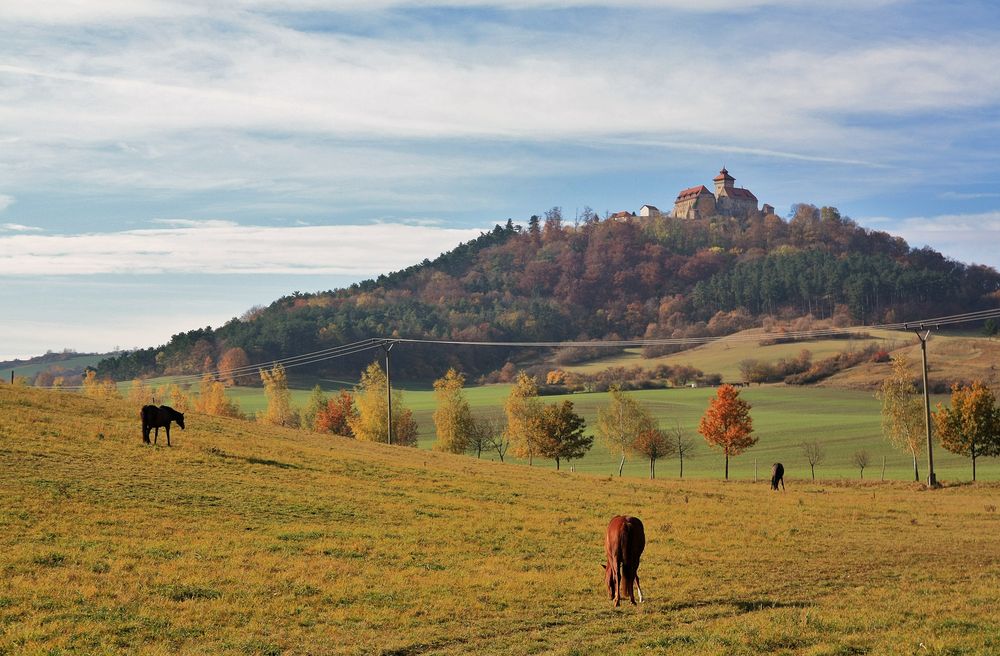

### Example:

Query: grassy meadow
xmin=179 ymin=379 xmax=992 ymax=483
xmin=1 ymin=384 xmax=999 ymax=655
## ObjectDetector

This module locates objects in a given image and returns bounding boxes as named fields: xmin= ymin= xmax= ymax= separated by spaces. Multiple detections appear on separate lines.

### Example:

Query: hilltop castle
xmin=612 ymin=168 xmax=772 ymax=222
xmin=672 ymin=168 xmax=771 ymax=220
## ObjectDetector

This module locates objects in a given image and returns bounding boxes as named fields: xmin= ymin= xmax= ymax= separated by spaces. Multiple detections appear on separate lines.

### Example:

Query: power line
xmin=22 ymin=306 xmax=1000 ymax=391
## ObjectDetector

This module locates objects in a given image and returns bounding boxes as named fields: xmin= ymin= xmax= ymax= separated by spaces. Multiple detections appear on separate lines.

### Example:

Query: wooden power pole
xmin=382 ymin=340 xmax=396 ymax=445
xmin=909 ymin=325 xmax=938 ymax=487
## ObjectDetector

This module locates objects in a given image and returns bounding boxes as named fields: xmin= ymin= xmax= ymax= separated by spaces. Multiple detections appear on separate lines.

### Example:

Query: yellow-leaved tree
xmin=504 ymin=371 xmax=545 ymax=465
xmin=82 ymin=370 xmax=120 ymax=400
xmin=432 ymin=368 xmax=474 ymax=454
xmin=194 ymin=374 xmax=242 ymax=418
xmin=157 ymin=383 xmax=190 ymax=413
xmin=259 ymin=364 xmax=298 ymax=427
xmin=596 ymin=387 xmax=656 ymax=476
xmin=347 ymin=361 xmax=418 ymax=445
xmin=877 ymin=356 xmax=924 ymax=481
xmin=127 ymin=378 xmax=154 ymax=407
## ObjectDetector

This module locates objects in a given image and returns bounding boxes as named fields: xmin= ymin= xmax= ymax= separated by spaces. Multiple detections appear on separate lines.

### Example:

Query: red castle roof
xmin=675 ymin=185 xmax=712 ymax=201
xmin=713 ymin=167 xmax=734 ymax=182
xmin=724 ymin=187 xmax=757 ymax=200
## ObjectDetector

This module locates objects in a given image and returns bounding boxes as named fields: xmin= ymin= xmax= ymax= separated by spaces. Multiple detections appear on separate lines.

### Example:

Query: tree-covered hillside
xmin=97 ymin=205 xmax=1000 ymax=381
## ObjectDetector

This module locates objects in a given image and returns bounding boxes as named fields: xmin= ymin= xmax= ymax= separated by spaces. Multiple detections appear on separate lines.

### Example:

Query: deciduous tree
xmin=668 ymin=421 xmax=697 ymax=478
xmin=259 ymin=363 xmax=298 ymax=427
xmin=853 ymin=449 xmax=870 ymax=480
xmin=877 ymin=356 xmax=924 ymax=481
xmin=194 ymin=374 xmax=242 ymax=418
xmin=217 ymin=347 xmax=253 ymax=386
xmin=315 ymin=390 xmax=356 ymax=436
xmin=302 ymin=385 xmax=328 ymax=432
xmin=127 ymin=378 xmax=154 ymax=407
xmin=504 ymin=371 xmax=545 ymax=465
xmin=800 ymin=440 xmax=826 ymax=480
xmin=433 ymin=368 xmax=475 ymax=454
xmin=933 ymin=381 xmax=1000 ymax=481
xmin=633 ymin=427 xmax=674 ymax=479
xmin=698 ymin=384 xmax=756 ymax=479
xmin=596 ymin=387 xmax=655 ymax=476
xmin=537 ymin=400 xmax=591 ymax=470
xmin=348 ymin=361 xmax=417 ymax=445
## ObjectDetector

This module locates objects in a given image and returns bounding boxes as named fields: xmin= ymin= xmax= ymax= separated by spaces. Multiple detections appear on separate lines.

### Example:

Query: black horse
xmin=141 ymin=405 xmax=185 ymax=446
xmin=770 ymin=462 xmax=785 ymax=491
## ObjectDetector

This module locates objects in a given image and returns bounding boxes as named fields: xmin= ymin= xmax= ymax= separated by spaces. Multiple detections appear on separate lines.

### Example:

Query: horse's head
xmin=176 ymin=413 xmax=185 ymax=430
xmin=602 ymin=562 xmax=617 ymax=600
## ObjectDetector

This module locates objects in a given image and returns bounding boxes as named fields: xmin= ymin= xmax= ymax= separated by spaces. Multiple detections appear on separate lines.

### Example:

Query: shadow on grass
xmin=731 ymin=598 xmax=812 ymax=613
xmin=203 ymin=447 xmax=301 ymax=470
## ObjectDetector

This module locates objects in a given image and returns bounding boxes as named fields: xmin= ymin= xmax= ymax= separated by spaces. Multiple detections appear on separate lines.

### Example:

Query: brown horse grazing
xmin=771 ymin=462 xmax=785 ymax=491
xmin=603 ymin=515 xmax=645 ymax=606
xmin=141 ymin=405 xmax=185 ymax=446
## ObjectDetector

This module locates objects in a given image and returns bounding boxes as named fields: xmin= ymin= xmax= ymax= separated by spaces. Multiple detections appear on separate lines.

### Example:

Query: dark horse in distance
xmin=603 ymin=515 xmax=645 ymax=606
xmin=771 ymin=462 xmax=785 ymax=491
xmin=141 ymin=405 xmax=185 ymax=446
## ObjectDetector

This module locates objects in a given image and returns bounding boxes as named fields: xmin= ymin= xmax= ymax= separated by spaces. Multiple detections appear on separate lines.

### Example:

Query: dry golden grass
xmin=2 ymin=384 xmax=999 ymax=655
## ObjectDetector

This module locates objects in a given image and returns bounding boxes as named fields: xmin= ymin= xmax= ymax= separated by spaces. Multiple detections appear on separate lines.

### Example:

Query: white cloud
xmin=0 ymin=195 xmax=14 ymax=212
xmin=0 ymin=221 xmax=486 ymax=275
xmin=1 ymin=222 xmax=41 ymax=232
xmin=877 ymin=210 xmax=1000 ymax=269
xmin=0 ymin=0 xmax=901 ymax=24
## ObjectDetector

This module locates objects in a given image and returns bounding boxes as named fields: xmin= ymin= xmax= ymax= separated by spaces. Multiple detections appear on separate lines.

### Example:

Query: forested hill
xmin=97 ymin=205 xmax=1000 ymax=381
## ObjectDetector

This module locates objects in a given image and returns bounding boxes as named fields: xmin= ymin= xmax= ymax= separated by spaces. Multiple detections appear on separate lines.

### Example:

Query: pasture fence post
xmin=9 ymin=370 xmax=12 ymax=385
xmin=881 ymin=456 xmax=886 ymax=481
xmin=754 ymin=458 xmax=758 ymax=483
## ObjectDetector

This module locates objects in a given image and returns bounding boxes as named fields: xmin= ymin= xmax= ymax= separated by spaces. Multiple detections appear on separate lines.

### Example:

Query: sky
xmin=2 ymin=0 xmax=1000 ymax=359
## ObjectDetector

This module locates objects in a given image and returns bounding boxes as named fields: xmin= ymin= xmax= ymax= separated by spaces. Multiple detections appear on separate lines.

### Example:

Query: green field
xmin=186 ymin=379 xmax=992 ymax=483
xmin=4 ymin=353 xmax=107 ymax=380
xmin=2 ymin=384 xmax=999 ymax=655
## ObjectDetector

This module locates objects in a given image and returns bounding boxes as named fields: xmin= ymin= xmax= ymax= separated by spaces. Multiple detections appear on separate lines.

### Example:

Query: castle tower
xmin=713 ymin=167 xmax=735 ymax=196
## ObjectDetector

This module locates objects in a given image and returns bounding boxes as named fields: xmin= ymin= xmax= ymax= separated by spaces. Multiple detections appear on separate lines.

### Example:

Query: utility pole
xmin=381 ymin=340 xmax=396 ymax=445
xmin=908 ymin=324 xmax=938 ymax=487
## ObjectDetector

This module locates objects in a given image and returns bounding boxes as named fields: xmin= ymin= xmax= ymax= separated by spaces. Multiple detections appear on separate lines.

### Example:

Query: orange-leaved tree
xmin=933 ymin=381 xmax=1000 ymax=481
xmin=217 ymin=347 xmax=253 ymax=386
xmin=316 ymin=390 xmax=356 ymax=436
xmin=698 ymin=384 xmax=756 ymax=479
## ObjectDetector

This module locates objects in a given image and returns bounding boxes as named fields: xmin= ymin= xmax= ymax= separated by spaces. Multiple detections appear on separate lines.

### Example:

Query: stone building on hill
xmin=671 ymin=168 xmax=768 ymax=219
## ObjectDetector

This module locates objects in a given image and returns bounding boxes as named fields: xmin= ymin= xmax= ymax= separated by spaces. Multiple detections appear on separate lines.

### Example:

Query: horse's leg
xmin=153 ymin=426 xmax=158 ymax=445
xmin=635 ymin=573 xmax=644 ymax=603
xmin=781 ymin=477 xmax=785 ymax=491
xmin=142 ymin=424 xmax=150 ymax=444
xmin=166 ymin=424 xmax=171 ymax=447
xmin=614 ymin=561 xmax=622 ymax=607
